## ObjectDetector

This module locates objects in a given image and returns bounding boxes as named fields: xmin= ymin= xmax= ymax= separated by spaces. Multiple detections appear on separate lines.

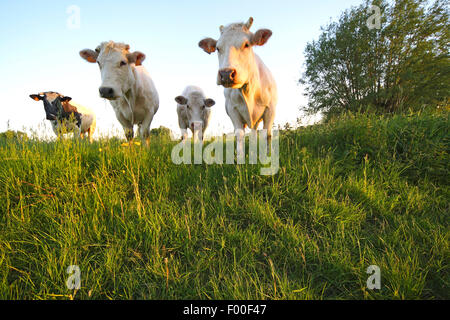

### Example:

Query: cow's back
xmin=69 ymin=102 xmax=94 ymax=116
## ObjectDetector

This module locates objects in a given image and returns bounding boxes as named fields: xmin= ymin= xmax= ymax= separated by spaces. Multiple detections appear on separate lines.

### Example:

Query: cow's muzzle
xmin=218 ymin=68 xmax=237 ymax=87
xmin=189 ymin=121 xmax=203 ymax=132
xmin=99 ymin=87 xmax=116 ymax=100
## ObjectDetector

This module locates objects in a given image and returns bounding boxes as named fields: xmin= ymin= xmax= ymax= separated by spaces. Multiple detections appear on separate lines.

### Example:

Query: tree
xmin=300 ymin=0 xmax=449 ymax=119
xmin=150 ymin=126 xmax=174 ymax=139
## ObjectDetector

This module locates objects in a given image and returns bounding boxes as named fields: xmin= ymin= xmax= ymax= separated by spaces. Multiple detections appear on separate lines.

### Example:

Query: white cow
xmin=199 ymin=17 xmax=277 ymax=153
xmin=175 ymin=85 xmax=215 ymax=141
xmin=29 ymin=91 xmax=96 ymax=142
xmin=79 ymin=41 xmax=159 ymax=145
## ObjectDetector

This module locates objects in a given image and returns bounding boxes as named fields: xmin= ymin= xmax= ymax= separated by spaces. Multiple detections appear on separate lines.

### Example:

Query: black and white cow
xmin=29 ymin=91 xmax=96 ymax=142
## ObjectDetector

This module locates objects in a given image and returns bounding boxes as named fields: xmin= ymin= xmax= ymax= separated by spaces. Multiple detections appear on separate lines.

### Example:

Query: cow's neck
xmin=120 ymin=69 xmax=138 ymax=119
xmin=240 ymin=55 xmax=262 ymax=100
xmin=121 ymin=66 xmax=139 ymax=101
xmin=238 ymin=64 xmax=262 ymax=126
xmin=123 ymin=89 xmax=134 ymax=104
xmin=120 ymin=89 xmax=135 ymax=124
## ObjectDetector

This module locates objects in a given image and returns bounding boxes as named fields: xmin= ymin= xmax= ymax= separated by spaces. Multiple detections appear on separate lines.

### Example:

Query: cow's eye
xmin=97 ymin=61 xmax=102 ymax=68
xmin=186 ymin=105 xmax=190 ymax=109
xmin=244 ymin=42 xmax=250 ymax=48
xmin=120 ymin=61 xmax=127 ymax=67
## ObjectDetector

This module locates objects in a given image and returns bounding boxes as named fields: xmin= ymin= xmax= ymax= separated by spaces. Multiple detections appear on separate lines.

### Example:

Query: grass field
xmin=0 ymin=111 xmax=448 ymax=300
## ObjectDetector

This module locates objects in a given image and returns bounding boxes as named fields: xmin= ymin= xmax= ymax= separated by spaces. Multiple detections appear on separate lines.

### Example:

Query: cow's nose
xmin=219 ymin=68 xmax=236 ymax=83
xmin=99 ymin=87 xmax=115 ymax=99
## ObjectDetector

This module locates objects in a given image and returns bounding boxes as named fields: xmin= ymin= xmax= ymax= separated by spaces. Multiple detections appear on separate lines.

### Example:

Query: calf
xmin=29 ymin=91 xmax=96 ymax=142
xmin=198 ymin=17 xmax=277 ymax=153
xmin=175 ymin=86 xmax=215 ymax=141
xmin=80 ymin=41 xmax=159 ymax=145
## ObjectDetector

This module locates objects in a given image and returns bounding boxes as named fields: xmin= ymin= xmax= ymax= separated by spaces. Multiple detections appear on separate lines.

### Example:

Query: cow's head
xmin=29 ymin=92 xmax=72 ymax=121
xmin=175 ymin=92 xmax=215 ymax=131
xmin=199 ymin=17 xmax=272 ymax=89
xmin=79 ymin=41 xmax=146 ymax=100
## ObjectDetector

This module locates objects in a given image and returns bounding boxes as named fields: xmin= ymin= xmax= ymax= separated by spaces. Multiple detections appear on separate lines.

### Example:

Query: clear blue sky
xmin=0 ymin=0 xmax=363 ymax=138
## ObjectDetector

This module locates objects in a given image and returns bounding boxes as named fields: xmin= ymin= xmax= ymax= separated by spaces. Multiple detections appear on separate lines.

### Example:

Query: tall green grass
xmin=0 ymin=111 xmax=448 ymax=299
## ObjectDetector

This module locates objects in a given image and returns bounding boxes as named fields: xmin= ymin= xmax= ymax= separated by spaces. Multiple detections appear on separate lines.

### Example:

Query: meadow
xmin=0 ymin=111 xmax=448 ymax=299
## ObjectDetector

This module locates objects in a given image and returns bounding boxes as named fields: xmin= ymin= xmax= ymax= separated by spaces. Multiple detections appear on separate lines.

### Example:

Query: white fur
xmin=82 ymin=41 xmax=159 ymax=141
xmin=176 ymin=85 xmax=213 ymax=141
xmin=201 ymin=19 xmax=277 ymax=153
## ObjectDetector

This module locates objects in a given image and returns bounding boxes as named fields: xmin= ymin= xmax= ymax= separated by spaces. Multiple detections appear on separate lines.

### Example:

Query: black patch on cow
xmin=43 ymin=97 xmax=59 ymax=121
xmin=42 ymin=96 xmax=82 ymax=128
xmin=53 ymin=97 xmax=82 ymax=127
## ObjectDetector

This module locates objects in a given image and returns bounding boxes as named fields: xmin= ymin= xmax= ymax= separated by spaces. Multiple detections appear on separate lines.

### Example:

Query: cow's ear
xmin=127 ymin=51 xmax=146 ymax=66
xmin=29 ymin=94 xmax=42 ymax=101
xmin=251 ymin=29 xmax=272 ymax=46
xmin=199 ymin=38 xmax=217 ymax=54
xmin=60 ymin=96 xmax=72 ymax=102
xmin=175 ymin=96 xmax=188 ymax=105
xmin=79 ymin=49 xmax=99 ymax=63
xmin=204 ymin=98 xmax=215 ymax=108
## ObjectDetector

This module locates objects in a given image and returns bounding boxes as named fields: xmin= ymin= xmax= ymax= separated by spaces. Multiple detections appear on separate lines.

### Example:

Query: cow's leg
xmin=227 ymin=106 xmax=246 ymax=161
xmin=114 ymin=107 xmax=134 ymax=143
xmin=138 ymin=124 xmax=149 ymax=146
xmin=117 ymin=118 xmax=134 ymax=142
xmin=88 ymin=118 xmax=96 ymax=143
xmin=262 ymin=106 xmax=276 ymax=141
xmin=178 ymin=116 xmax=189 ymax=142
xmin=138 ymin=111 xmax=155 ymax=147
xmin=59 ymin=122 xmax=69 ymax=140
xmin=74 ymin=126 xmax=82 ymax=141
xmin=192 ymin=122 xmax=203 ymax=144
xmin=86 ymin=127 xmax=93 ymax=143
xmin=235 ymin=127 xmax=246 ymax=164
xmin=202 ymin=127 xmax=207 ymax=142
xmin=124 ymin=127 xmax=134 ymax=142
xmin=56 ymin=126 xmax=64 ymax=141
xmin=180 ymin=128 xmax=188 ymax=142
xmin=86 ymin=128 xmax=92 ymax=143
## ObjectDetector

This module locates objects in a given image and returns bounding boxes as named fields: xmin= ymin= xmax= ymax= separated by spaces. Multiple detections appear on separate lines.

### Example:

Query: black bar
xmin=0 ymin=300 xmax=445 ymax=318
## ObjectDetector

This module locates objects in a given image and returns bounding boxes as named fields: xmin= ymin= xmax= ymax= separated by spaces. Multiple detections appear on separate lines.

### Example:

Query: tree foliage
xmin=300 ymin=0 xmax=449 ymax=118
